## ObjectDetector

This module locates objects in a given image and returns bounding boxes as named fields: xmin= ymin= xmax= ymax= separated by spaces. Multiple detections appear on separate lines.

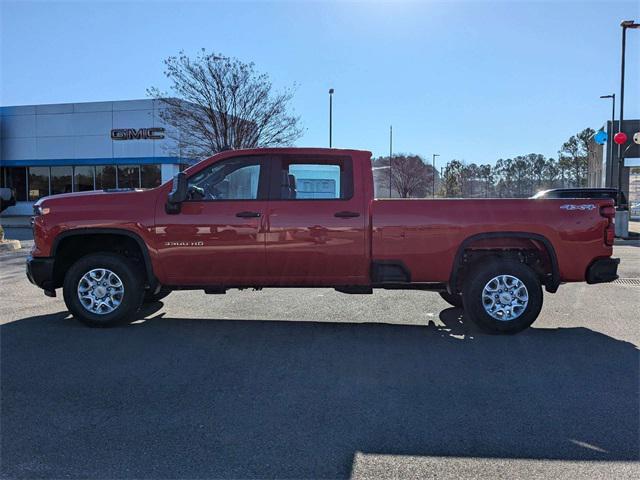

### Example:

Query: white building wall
xmin=1 ymin=99 xmax=189 ymax=215
xmin=1 ymin=99 xmax=183 ymax=163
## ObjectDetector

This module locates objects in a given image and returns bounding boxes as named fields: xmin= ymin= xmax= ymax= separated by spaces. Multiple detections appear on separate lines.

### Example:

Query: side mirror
xmin=165 ymin=172 xmax=187 ymax=214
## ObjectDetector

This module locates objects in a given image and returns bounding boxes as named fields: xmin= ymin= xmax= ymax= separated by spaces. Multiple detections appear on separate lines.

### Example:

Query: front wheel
xmin=63 ymin=253 xmax=144 ymax=327
xmin=462 ymin=259 xmax=543 ymax=334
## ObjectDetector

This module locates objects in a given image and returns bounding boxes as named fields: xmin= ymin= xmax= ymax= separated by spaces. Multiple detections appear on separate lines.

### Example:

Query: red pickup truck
xmin=27 ymin=148 xmax=619 ymax=333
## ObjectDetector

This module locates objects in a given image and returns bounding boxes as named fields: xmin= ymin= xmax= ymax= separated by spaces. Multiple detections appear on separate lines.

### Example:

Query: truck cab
xmin=155 ymin=149 xmax=371 ymax=286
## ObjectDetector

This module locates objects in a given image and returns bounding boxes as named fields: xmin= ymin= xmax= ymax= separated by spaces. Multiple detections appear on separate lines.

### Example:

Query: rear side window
xmin=274 ymin=156 xmax=353 ymax=200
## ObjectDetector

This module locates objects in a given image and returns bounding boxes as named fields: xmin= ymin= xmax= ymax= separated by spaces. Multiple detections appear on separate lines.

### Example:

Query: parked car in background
xmin=0 ymin=187 xmax=16 ymax=213
xmin=532 ymin=188 xmax=627 ymax=208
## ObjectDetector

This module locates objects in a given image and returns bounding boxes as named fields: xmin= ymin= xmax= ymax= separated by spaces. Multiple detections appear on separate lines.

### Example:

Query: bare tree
xmin=148 ymin=49 xmax=303 ymax=160
xmin=391 ymin=155 xmax=434 ymax=198
xmin=372 ymin=155 xmax=434 ymax=198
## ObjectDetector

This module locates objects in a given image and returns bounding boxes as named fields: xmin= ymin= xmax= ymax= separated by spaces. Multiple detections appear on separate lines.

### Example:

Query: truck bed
xmin=371 ymin=198 xmax=612 ymax=283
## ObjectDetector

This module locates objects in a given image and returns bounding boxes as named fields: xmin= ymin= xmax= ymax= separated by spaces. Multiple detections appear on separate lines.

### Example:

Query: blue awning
xmin=0 ymin=156 xmax=188 ymax=167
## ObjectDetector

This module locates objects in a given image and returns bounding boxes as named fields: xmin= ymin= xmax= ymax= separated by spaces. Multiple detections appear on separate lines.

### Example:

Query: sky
xmin=1 ymin=0 xmax=639 ymax=168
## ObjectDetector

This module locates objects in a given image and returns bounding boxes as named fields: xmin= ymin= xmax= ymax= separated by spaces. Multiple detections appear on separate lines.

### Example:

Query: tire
xmin=144 ymin=287 xmax=171 ymax=303
xmin=63 ymin=253 xmax=145 ymax=327
xmin=439 ymin=291 xmax=464 ymax=308
xmin=462 ymin=259 xmax=543 ymax=334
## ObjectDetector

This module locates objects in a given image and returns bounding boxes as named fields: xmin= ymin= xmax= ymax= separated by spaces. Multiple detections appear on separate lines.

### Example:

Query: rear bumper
xmin=586 ymin=257 xmax=619 ymax=284
xmin=26 ymin=255 xmax=55 ymax=290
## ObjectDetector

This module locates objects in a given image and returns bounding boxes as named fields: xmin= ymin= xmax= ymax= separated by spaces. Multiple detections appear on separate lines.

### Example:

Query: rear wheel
xmin=462 ymin=259 xmax=543 ymax=334
xmin=63 ymin=253 xmax=144 ymax=327
xmin=439 ymin=291 xmax=463 ymax=308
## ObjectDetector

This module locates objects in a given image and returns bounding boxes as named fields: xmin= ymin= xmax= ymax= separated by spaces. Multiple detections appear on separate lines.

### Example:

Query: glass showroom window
xmin=28 ymin=167 xmax=50 ymax=201
xmin=51 ymin=166 xmax=73 ymax=195
xmin=1 ymin=167 xmax=28 ymax=201
xmin=74 ymin=166 xmax=95 ymax=191
xmin=141 ymin=164 xmax=161 ymax=188
xmin=117 ymin=165 xmax=140 ymax=189
xmin=95 ymin=166 xmax=116 ymax=190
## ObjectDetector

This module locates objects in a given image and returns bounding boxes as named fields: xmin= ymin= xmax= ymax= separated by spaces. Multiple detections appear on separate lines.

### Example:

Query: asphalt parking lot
xmin=1 ymin=235 xmax=638 ymax=479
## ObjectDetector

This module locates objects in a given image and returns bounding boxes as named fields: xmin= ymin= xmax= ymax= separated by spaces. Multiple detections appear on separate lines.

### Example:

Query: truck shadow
xmin=1 ymin=309 xmax=638 ymax=479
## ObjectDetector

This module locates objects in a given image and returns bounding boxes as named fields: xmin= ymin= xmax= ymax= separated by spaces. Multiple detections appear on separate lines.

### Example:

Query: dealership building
xmin=0 ymin=99 xmax=191 ymax=215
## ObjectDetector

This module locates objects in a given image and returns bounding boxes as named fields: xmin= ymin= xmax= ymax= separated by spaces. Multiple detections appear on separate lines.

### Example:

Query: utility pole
xmin=389 ymin=125 xmax=393 ymax=198
xmin=432 ymin=154 xmax=440 ymax=198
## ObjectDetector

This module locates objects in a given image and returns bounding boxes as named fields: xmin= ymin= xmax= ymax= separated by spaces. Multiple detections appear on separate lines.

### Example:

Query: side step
xmin=204 ymin=287 xmax=227 ymax=294
xmin=334 ymin=286 xmax=373 ymax=294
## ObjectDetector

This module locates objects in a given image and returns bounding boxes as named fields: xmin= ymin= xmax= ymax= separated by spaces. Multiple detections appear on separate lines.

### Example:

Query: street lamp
xmin=617 ymin=20 xmax=639 ymax=206
xmin=432 ymin=154 xmax=440 ymax=198
xmin=599 ymin=94 xmax=615 ymax=186
xmin=328 ymin=88 xmax=334 ymax=148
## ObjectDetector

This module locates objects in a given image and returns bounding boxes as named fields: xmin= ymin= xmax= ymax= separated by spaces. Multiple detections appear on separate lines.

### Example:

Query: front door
xmin=264 ymin=154 xmax=368 ymax=285
xmin=155 ymin=155 xmax=270 ymax=285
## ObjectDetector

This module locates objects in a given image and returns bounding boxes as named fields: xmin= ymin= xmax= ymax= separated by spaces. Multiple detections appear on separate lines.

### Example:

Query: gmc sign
xmin=111 ymin=127 xmax=165 ymax=140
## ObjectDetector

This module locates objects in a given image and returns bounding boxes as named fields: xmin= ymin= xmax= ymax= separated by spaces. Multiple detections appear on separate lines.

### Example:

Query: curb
xmin=615 ymin=240 xmax=640 ymax=246
xmin=0 ymin=216 xmax=32 ymax=228
xmin=0 ymin=240 xmax=22 ymax=252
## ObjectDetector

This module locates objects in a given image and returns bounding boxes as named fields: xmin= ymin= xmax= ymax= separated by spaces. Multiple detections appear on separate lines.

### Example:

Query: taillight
xmin=600 ymin=205 xmax=615 ymax=246
xmin=605 ymin=226 xmax=615 ymax=246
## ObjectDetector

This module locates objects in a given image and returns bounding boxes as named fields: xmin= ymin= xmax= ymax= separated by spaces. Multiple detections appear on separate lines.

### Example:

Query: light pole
xmin=389 ymin=125 xmax=393 ymax=197
xmin=432 ymin=154 xmax=439 ymax=198
xmin=328 ymin=89 xmax=334 ymax=148
xmin=600 ymin=94 xmax=615 ymax=186
xmin=617 ymin=20 xmax=639 ymax=206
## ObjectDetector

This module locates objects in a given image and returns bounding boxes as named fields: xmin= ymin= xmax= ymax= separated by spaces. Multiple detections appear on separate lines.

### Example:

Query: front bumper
xmin=26 ymin=255 xmax=55 ymax=290
xmin=586 ymin=257 xmax=620 ymax=284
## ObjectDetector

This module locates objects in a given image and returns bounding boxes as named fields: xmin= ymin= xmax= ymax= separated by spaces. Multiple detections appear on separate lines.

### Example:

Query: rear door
xmin=264 ymin=154 xmax=368 ymax=285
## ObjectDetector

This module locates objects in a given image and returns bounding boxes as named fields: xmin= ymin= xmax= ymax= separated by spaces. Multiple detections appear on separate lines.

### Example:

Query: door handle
xmin=334 ymin=211 xmax=360 ymax=218
xmin=236 ymin=211 xmax=261 ymax=218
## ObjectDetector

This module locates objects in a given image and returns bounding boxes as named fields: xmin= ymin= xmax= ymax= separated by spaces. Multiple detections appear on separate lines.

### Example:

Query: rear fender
xmin=448 ymin=232 xmax=560 ymax=294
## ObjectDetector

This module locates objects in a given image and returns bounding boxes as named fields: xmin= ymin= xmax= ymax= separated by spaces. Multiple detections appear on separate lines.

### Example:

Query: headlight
xmin=33 ymin=204 xmax=50 ymax=216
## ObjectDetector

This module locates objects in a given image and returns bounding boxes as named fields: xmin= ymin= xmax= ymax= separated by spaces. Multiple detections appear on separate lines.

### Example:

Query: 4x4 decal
xmin=560 ymin=204 xmax=596 ymax=211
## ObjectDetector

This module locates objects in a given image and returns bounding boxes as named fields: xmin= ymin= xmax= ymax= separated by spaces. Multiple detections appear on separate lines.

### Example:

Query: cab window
xmin=187 ymin=157 xmax=266 ymax=201
xmin=274 ymin=156 xmax=353 ymax=200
